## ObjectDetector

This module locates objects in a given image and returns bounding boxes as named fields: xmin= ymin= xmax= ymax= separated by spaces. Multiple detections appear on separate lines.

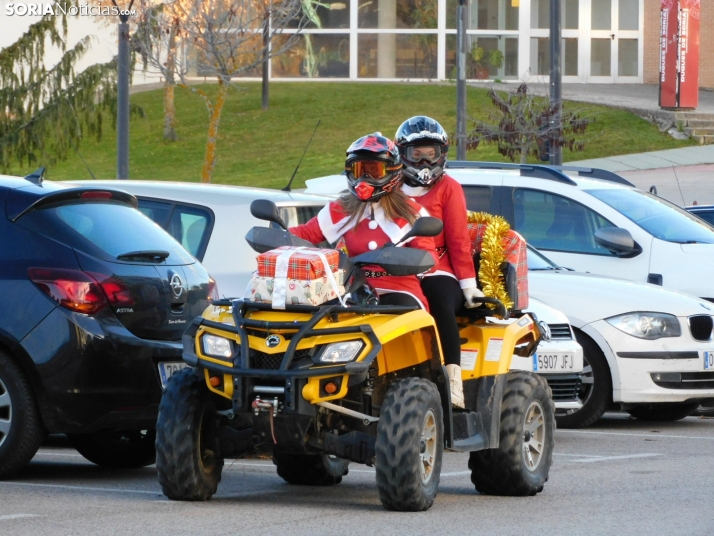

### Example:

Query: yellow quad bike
xmin=155 ymin=200 xmax=555 ymax=512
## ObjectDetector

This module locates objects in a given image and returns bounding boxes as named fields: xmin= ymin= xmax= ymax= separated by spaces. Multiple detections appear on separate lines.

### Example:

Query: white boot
xmin=446 ymin=364 xmax=465 ymax=409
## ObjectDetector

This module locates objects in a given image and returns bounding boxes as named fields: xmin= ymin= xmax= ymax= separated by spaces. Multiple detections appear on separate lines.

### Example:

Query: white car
xmin=528 ymin=245 xmax=714 ymax=426
xmin=72 ymin=180 xmax=584 ymax=410
xmin=305 ymin=164 xmax=714 ymax=301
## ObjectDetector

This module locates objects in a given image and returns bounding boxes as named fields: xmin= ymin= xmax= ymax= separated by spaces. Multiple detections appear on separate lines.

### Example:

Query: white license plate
xmin=533 ymin=353 xmax=575 ymax=372
xmin=704 ymin=351 xmax=714 ymax=371
xmin=158 ymin=362 xmax=189 ymax=388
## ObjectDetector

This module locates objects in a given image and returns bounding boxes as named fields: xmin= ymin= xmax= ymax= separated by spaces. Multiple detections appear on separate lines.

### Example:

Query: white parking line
xmin=558 ymin=430 xmax=714 ymax=441
xmin=0 ymin=481 xmax=160 ymax=495
xmin=553 ymin=453 xmax=604 ymax=458
xmin=0 ymin=514 xmax=38 ymax=521
xmin=34 ymin=451 xmax=83 ymax=457
xmin=572 ymin=453 xmax=661 ymax=463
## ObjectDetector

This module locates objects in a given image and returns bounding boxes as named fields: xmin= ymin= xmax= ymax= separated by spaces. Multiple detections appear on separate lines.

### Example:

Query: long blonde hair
xmin=338 ymin=188 xmax=418 ymax=232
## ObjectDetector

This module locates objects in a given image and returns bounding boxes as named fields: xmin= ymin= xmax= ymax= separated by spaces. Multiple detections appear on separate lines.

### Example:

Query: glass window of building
xmin=619 ymin=0 xmax=639 ymax=31
xmin=358 ymin=34 xmax=438 ymax=78
xmin=288 ymin=0 xmax=350 ymax=29
xmin=529 ymin=37 xmax=578 ymax=77
xmin=359 ymin=0 xmax=438 ymax=29
xmin=446 ymin=35 xmax=518 ymax=80
xmin=272 ymin=35 xmax=350 ymax=78
xmin=446 ymin=0 xmax=519 ymax=30
xmin=531 ymin=0 xmax=578 ymax=30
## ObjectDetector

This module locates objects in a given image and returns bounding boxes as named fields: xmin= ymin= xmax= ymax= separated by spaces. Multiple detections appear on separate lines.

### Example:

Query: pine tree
xmin=0 ymin=15 xmax=120 ymax=173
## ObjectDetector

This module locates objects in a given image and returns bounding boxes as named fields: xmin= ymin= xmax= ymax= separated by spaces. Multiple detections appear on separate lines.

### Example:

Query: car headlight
xmin=606 ymin=313 xmax=681 ymax=340
xmin=201 ymin=333 xmax=233 ymax=358
xmin=318 ymin=341 xmax=363 ymax=363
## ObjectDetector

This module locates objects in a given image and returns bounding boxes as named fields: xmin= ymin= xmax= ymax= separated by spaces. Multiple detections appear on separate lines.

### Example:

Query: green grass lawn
xmin=8 ymin=82 xmax=695 ymax=189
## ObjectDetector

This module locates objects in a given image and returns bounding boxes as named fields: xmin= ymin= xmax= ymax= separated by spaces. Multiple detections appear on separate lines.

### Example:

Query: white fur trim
xmin=459 ymin=278 xmax=478 ymax=290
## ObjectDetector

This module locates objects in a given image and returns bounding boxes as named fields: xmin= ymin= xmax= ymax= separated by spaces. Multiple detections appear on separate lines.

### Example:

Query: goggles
xmin=349 ymin=160 xmax=399 ymax=182
xmin=405 ymin=145 xmax=443 ymax=164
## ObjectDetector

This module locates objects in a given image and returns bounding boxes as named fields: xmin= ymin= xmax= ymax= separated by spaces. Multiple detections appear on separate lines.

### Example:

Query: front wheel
xmin=627 ymin=402 xmax=699 ymax=422
xmin=375 ymin=377 xmax=443 ymax=512
xmin=469 ymin=371 xmax=555 ymax=496
xmin=155 ymin=369 xmax=223 ymax=501
xmin=273 ymin=452 xmax=348 ymax=485
xmin=68 ymin=431 xmax=155 ymax=468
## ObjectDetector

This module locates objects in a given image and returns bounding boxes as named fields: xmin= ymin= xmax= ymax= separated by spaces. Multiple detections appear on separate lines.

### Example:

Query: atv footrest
xmin=450 ymin=411 xmax=488 ymax=452
xmin=323 ymin=431 xmax=376 ymax=465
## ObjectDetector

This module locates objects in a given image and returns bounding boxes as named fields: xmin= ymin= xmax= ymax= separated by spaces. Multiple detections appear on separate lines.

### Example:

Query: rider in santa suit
xmin=289 ymin=132 xmax=437 ymax=311
xmin=395 ymin=116 xmax=485 ymax=409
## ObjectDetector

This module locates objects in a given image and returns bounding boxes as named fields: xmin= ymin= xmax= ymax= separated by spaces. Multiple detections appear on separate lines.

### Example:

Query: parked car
xmin=685 ymin=204 xmax=714 ymax=226
xmin=305 ymin=164 xmax=714 ymax=301
xmin=528 ymin=245 xmax=714 ymax=426
xmin=0 ymin=170 xmax=212 ymax=476
xmin=89 ymin=181 xmax=585 ymax=411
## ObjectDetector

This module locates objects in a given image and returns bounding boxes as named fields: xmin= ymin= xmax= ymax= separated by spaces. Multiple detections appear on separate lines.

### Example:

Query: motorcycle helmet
xmin=394 ymin=116 xmax=449 ymax=187
xmin=344 ymin=132 xmax=403 ymax=202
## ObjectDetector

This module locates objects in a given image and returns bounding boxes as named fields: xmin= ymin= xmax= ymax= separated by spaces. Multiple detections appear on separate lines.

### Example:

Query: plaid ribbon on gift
xmin=257 ymin=246 xmax=340 ymax=279
xmin=467 ymin=223 xmax=529 ymax=310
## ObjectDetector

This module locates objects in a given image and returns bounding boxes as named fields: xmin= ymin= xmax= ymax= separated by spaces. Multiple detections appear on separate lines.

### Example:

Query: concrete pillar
xmin=377 ymin=0 xmax=397 ymax=77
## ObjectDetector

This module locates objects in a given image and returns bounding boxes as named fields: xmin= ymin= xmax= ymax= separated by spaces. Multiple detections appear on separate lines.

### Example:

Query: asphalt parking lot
xmin=1 ymin=413 xmax=712 ymax=536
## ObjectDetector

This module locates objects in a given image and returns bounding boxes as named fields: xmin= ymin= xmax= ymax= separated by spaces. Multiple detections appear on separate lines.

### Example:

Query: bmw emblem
xmin=265 ymin=334 xmax=281 ymax=348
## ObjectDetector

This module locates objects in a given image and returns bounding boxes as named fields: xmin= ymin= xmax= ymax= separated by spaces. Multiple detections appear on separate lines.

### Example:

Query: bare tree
xmin=134 ymin=0 xmax=306 ymax=182
xmin=466 ymin=84 xmax=592 ymax=164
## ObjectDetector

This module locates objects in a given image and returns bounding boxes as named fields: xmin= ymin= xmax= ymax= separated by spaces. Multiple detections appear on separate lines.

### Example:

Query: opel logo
xmin=265 ymin=334 xmax=281 ymax=348
xmin=170 ymin=274 xmax=184 ymax=299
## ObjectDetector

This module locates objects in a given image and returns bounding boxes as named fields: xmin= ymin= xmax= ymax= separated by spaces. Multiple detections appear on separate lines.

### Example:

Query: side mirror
xmin=250 ymin=199 xmax=287 ymax=230
xmin=594 ymin=227 xmax=640 ymax=257
xmin=395 ymin=216 xmax=443 ymax=246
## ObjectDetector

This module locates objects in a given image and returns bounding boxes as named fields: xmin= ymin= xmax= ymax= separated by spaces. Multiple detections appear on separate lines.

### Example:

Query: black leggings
xmin=421 ymin=276 xmax=463 ymax=367
xmin=379 ymin=292 xmax=421 ymax=308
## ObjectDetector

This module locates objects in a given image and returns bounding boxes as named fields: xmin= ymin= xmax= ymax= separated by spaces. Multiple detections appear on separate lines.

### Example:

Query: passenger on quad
xmin=289 ymin=132 xmax=438 ymax=310
xmin=395 ymin=115 xmax=484 ymax=409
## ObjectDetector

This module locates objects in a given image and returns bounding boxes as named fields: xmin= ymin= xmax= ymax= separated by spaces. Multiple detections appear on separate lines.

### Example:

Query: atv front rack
xmin=183 ymin=299 xmax=420 ymax=379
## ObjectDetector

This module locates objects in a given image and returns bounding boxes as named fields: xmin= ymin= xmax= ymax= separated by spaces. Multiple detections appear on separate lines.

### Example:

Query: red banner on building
xmin=660 ymin=0 xmax=700 ymax=109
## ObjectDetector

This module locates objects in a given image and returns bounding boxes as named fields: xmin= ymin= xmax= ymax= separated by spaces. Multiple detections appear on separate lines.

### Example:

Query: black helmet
xmin=344 ymin=132 xmax=403 ymax=202
xmin=394 ymin=116 xmax=449 ymax=187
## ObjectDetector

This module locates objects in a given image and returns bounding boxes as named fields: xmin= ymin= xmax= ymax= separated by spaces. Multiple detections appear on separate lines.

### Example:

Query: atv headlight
xmin=201 ymin=333 xmax=233 ymax=358
xmin=318 ymin=341 xmax=364 ymax=363
xmin=606 ymin=313 xmax=681 ymax=340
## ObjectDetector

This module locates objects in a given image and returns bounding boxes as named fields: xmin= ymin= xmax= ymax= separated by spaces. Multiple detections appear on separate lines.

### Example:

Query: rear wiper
xmin=117 ymin=250 xmax=170 ymax=261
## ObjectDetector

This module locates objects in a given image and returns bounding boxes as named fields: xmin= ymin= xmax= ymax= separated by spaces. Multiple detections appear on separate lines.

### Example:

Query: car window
xmin=19 ymin=201 xmax=194 ymax=265
xmin=462 ymin=186 xmax=492 ymax=213
xmin=513 ymin=189 xmax=613 ymax=255
xmin=527 ymin=246 xmax=561 ymax=270
xmin=137 ymin=199 xmax=214 ymax=260
xmin=587 ymin=188 xmax=714 ymax=244
xmin=277 ymin=205 xmax=324 ymax=228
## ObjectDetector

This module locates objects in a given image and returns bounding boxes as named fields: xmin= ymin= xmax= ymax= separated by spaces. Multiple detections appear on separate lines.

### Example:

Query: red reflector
xmin=28 ymin=268 xmax=108 ymax=314
xmin=80 ymin=191 xmax=113 ymax=199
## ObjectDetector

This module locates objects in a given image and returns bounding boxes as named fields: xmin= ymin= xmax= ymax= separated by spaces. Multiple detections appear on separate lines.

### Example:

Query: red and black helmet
xmin=394 ymin=116 xmax=449 ymax=187
xmin=345 ymin=132 xmax=403 ymax=202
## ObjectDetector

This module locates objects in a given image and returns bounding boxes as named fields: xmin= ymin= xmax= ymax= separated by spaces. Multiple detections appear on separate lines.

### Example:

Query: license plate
xmin=704 ymin=351 xmax=714 ymax=371
xmin=158 ymin=362 xmax=189 ymax=388
xmin=533 ymin=353 xmax=575 ymax=372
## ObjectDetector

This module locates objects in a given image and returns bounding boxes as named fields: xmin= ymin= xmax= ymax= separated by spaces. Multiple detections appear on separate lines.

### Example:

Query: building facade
xmin=235 ymin=0 xmax=713 ymax=87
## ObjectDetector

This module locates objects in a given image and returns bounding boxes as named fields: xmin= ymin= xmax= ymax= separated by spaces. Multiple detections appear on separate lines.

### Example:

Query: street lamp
xmin=112 ymin=0 xmax=135 ymax=179
xmin=549 ymin=0 xmax=562 ymax=165
xmin=456 ymin=0 xmax=467 ymax=160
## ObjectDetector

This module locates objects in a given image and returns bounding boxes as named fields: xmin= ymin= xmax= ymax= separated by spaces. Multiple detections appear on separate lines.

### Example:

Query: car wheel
xmin=555 ymin=331 xmax=612 ymax=429
xmin=0 ymin=351 xmax=45 ymax=478
xmin=627 ymin=402 xmax=700 ymax=422
xmin=375 ymin=377 xmax=443 ymax=512
xmin=68 ymin=430 xmax=156 ymax=468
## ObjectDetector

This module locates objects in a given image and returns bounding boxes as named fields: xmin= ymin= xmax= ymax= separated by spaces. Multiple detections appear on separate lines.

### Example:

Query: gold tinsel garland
xmin=467 ymin=211 xmax=514 ymax=312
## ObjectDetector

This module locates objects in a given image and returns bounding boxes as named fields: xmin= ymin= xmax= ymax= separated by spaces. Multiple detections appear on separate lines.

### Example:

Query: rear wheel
xmin=156 ymin=369 xmax=223 ymax=501
xmin=0 ymin=352 xmax=45 ymax=478
xmin=555 ymin=331 xmax=612 ymax=429
xmin=68 ymin=431 xmax=156 ymax=468
xmin=627 ymin=402 xmax=699 ymax=422
xmin=273 ymin=452 xmax=348 ymax=485
xmin=469 ymin=371 xmax=555 ymax=496
xmin=375 ymin=377 xmax=443 ymax=512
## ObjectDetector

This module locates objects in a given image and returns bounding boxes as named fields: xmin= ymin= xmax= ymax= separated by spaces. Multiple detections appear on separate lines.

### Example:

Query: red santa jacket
xmin=289 ymin=199 xmax=437 ymax=310
xmin=402 ymin=174 xmax=477 ymax=290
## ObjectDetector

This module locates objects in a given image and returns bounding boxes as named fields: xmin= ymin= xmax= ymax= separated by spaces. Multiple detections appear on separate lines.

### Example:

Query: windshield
xmin=527 ymin=246 xmax=561 ymax=270
xmin=586 ymin=188 xmax=714 ymax=244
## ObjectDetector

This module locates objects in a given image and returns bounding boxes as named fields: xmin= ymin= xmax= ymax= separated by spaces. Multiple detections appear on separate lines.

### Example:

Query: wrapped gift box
xmin=245 ymin=270 xmax=345 ymax=307
xmin=257 ymin=246 xmax=340 ymax=279
xmin=467 ymin=221 xmax=529 ymax=311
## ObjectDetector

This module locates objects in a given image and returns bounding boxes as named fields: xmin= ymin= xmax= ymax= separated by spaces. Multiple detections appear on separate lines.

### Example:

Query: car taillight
xmin=207 ymin=276 xmax=219 ymax=301
xmin=28 ymin=268 xmax=135 ymax=314
xmin=28 ymin=268 xmax=108 ymax=314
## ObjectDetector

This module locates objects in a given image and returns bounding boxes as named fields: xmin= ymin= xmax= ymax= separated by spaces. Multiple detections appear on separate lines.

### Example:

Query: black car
xmin=685 ymin=204 xmax=714 ymax=227
xmin=0 ymin=170 xmax=212 ymax=476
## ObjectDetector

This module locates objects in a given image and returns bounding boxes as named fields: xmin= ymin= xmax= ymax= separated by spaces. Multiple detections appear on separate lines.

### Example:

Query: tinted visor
xmin=349 ymin=160 xmax=399 ymax=182
xmin=405 ymin=145 xmax=443 ymax=164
